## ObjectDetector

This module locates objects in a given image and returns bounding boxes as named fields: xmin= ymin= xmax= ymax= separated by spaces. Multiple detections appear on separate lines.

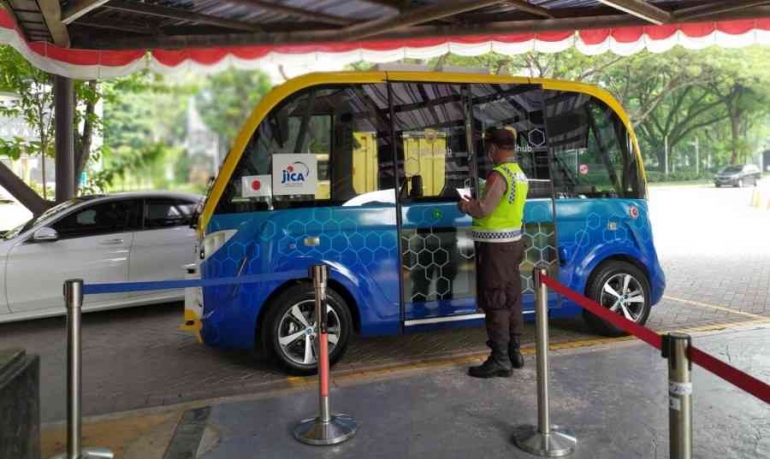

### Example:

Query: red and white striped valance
xmin=2 ymin=10 xmax=770 ymax=79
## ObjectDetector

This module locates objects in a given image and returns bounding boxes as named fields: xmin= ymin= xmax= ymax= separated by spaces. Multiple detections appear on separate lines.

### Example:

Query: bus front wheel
xmin=583 ymin=261 xmax=652 ymax=337
xmin=262 ymin=283 xmax=353 ymax=375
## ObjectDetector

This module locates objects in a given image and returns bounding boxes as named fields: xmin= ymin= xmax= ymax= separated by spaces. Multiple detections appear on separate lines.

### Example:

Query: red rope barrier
xmin=689 ymin=348 xmax=770 ymax=405
xmin=540 ymin=275 xmax=662 ymax=350
xmin=539 ymin=274 xmax=770 ymax=405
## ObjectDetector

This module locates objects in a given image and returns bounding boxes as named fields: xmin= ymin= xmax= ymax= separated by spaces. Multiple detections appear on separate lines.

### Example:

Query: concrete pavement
xmin=41 ymin=324 xmax=770 ymax=459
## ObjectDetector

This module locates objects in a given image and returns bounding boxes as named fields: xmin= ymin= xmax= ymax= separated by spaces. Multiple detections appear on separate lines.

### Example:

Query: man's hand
xmin=457 ymin=197 xmax=471 ymax=214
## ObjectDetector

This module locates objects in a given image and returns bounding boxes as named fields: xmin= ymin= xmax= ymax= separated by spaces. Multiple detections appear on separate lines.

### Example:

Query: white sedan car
xmin=0 ymin=192 xmax=201 ymax=323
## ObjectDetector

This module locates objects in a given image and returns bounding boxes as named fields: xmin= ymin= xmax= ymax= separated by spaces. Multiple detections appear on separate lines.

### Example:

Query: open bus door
xmin=391 ymin=81 xmax=558 ymax=327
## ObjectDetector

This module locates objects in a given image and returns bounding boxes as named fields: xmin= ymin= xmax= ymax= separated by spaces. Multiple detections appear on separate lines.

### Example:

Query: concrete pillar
xmin=54 ymin=75 xmax=75 ymax=203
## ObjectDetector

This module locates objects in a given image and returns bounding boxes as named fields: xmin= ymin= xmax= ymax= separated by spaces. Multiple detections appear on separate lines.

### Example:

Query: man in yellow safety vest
xmin=458 ymin=127 xmax=529 ymax=378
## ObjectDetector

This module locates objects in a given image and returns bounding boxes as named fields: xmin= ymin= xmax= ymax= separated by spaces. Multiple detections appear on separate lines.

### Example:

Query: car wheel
xmin=583 ymin=261 xmax=652 ymax=337
xmin=715 ymin=183 xmax=721 ymax=188
xmin=262 ymin=283 xmax=353 ymax=375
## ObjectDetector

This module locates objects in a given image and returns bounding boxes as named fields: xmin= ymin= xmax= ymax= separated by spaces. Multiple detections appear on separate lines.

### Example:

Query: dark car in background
xmin=714 ymin=164 xmax=762 ymax=188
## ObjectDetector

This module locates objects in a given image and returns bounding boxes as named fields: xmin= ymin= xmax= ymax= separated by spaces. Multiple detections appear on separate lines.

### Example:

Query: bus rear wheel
xmin=262 ymin=283 xmax=353 ymax=375
xmin=583 ymin=261 xmax=651 ymax=337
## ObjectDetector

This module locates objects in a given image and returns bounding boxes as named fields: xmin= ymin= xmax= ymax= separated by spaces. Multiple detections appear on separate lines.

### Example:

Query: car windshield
xmin=3 ymin=198 xmax=90 ymax=240
xmin=721 ymin=166 xmax=743 ymax=174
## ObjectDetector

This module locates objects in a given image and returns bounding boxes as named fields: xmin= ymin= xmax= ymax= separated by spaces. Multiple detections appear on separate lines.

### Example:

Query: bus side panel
xmin=200 ymin=206 xmax=400 ymax=350
xmin=554 ymin=198 xmax=665 ymax=311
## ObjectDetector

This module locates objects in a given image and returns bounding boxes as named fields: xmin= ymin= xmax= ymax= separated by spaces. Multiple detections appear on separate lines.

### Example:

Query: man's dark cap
xmin=486 ymin=127 xmax=517 ymax=149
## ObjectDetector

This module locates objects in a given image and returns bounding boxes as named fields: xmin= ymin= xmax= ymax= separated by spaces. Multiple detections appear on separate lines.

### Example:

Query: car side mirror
xmin=32 ymin=227 xmax=58 ymax=242
xmin=410 ymin=175 xmax=424 ymax=199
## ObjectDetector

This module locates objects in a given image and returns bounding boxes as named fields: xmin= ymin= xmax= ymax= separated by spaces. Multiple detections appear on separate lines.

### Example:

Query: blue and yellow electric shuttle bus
xmin=189 ymin=71 xmax=666 ymax=374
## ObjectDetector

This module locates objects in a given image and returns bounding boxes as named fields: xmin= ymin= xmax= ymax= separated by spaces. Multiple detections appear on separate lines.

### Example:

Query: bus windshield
xmin=545 ymin=91 xmax=644 ymax=199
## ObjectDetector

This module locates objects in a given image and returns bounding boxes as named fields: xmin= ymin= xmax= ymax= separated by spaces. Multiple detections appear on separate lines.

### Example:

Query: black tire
xmin=583 ymin=261 xmax=652 ymax=337
xmin=715 ymin=183 xmax=721 ymax=188
xmin=261 ymin=283 xmax=353 ymax=375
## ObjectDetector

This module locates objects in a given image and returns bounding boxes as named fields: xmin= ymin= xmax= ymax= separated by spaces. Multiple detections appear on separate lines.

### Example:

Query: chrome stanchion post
xmin=294 ymin=264 xmax=357 ymax=446
xmin=52 ymin=280 xmax=114 ymax=459
xmin=513 ymin=268 xmax=576 ymax=457
xmin=665 ymin=333 xmax=693 ymax=459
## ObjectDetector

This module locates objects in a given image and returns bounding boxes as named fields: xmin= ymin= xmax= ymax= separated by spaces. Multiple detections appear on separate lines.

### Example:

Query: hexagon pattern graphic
xmin=204 ymin=201 xmax=656 ymax=309
xmin=559 ymin=204 xmax=654 ymax=276
xmin=401 ymin=222 xmax=557 ymax=302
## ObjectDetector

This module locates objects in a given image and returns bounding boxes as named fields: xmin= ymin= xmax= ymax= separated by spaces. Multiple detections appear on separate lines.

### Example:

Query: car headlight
xmin=201 ymin=229 xmax=236 ymax=261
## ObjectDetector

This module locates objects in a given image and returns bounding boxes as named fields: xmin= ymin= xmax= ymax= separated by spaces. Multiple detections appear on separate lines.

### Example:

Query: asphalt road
xmin=1 ymin=183 xmax=768 ymax=423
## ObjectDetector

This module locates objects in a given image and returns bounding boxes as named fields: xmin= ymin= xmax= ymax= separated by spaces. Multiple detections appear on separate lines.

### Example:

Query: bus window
xmin=545 ymin=91 xmax=643 ymax=199
xmin=214 ymin=84 xmax=393 ymax=215
xmin=390 ymin=83 xmax=470 ymax=201
xmin=390 ymin=82 xmax=473 ymax=306
xmin=471 ymin=83 xmax=551 ymax=198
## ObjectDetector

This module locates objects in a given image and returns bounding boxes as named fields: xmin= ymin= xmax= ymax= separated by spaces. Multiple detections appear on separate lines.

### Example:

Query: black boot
xmin=509 ymin=335 xmax=525 ymax=369
xmin=469 ymin=341 xmax=513 ymax=378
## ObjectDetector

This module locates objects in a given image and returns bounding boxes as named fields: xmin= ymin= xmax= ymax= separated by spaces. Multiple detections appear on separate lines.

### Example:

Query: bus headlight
xmin=201 ymin=230 xmax=237 ymax=261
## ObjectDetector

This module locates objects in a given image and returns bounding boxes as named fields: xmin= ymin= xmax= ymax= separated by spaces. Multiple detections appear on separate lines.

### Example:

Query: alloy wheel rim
xmin=277 ymin=299 xmax=341 ymax=366
xmin=599 ymin=273 xmax=646 ymax=322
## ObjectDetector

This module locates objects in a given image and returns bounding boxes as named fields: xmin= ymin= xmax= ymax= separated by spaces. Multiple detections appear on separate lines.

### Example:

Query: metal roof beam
xmin=61 ymin=0 xmax=111 ymax=25
xmin=674 ymin=0 xmax=770 ymax=22
xmin=503 ymin=1 xmax=554 ymax=19
xmin=37 ymin=0 xmax=70 ymax=46
xmin=340 ymin=0 xmax=505 ymax=41
xmin=227 ymin=0 xmax=352 ymax=26
xmin=359 ymin=0 xmax=408 ymax=10
xmin=72 ymin=18 xmax=155 ymax=35
xmin=597 ymin=0 xmax=671 ymax=25
xmin=76 ymin=5 xmax=770 ymax=50
xmin=104 ymin=0 xmax=263 ymax=32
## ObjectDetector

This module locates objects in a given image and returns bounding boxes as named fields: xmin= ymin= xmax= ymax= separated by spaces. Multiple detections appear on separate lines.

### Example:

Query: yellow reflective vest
xmin=471 ymin=162 xmax=529 ymax=243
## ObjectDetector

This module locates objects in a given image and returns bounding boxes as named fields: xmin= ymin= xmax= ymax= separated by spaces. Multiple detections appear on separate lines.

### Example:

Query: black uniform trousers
xmin=475 ymin=240 xmax=525 ymax=345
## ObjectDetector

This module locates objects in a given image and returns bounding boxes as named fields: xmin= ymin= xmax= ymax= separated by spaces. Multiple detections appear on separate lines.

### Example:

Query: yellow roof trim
xmin=386 ymin=71 xmax=530 ymax=85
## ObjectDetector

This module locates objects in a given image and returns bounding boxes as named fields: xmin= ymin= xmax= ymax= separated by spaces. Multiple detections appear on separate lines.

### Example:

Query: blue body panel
xmin=201 ymin=198 xmax=665 ymax=350
xmin=552 ymin=198 xmax=665 ymax=318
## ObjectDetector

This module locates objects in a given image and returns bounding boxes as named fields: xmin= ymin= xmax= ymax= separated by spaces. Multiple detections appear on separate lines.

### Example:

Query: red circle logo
xmin=629 ymin=206 xmax=639 ymax=219
xmin=251 ymin=179 xmax=261 ymax=191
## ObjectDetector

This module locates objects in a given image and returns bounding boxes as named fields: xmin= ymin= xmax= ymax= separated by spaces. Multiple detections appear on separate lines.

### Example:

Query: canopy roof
xmin=2 ymin=0 xmax=770 ymax=79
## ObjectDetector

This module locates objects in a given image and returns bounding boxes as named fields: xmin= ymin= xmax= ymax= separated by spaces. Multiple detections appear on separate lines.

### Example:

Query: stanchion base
xmin=293 ymin=414 xmax=358 ymax=446
xmin=512 ymin=425 xmax=576 ymax=457
xmin=51 ymin=447 xmax=115 ymax=459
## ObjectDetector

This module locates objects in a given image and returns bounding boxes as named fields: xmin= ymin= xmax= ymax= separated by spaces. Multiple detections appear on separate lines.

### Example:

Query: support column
xmin=54 ymin=75 xmax=75 ymax=203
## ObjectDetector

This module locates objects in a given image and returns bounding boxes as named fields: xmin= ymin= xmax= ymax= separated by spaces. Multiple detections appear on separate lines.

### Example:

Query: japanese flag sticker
xmin=242 ymin=175 xmax=272 ymax=198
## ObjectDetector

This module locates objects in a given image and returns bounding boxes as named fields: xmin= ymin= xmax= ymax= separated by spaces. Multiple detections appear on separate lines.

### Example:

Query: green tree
xmin=195 ymin=69 xmax=272 ymax=148
xmin=700 ymin=48 xmax=770 ymax=164
xmin=96 ymin=71 xmax=193 ymax=192
xmin=0 ymin=45 xmax=103 ymax=201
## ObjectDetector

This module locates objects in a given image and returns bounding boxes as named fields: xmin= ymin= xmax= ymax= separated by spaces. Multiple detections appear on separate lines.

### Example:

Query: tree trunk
xmin=0 ymin=161 xmax=51 ymax=215
xmin=729 ymin=110 xmax=740 ymax=165
xmin=74 ymin=107 xmax=95 ymax=191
